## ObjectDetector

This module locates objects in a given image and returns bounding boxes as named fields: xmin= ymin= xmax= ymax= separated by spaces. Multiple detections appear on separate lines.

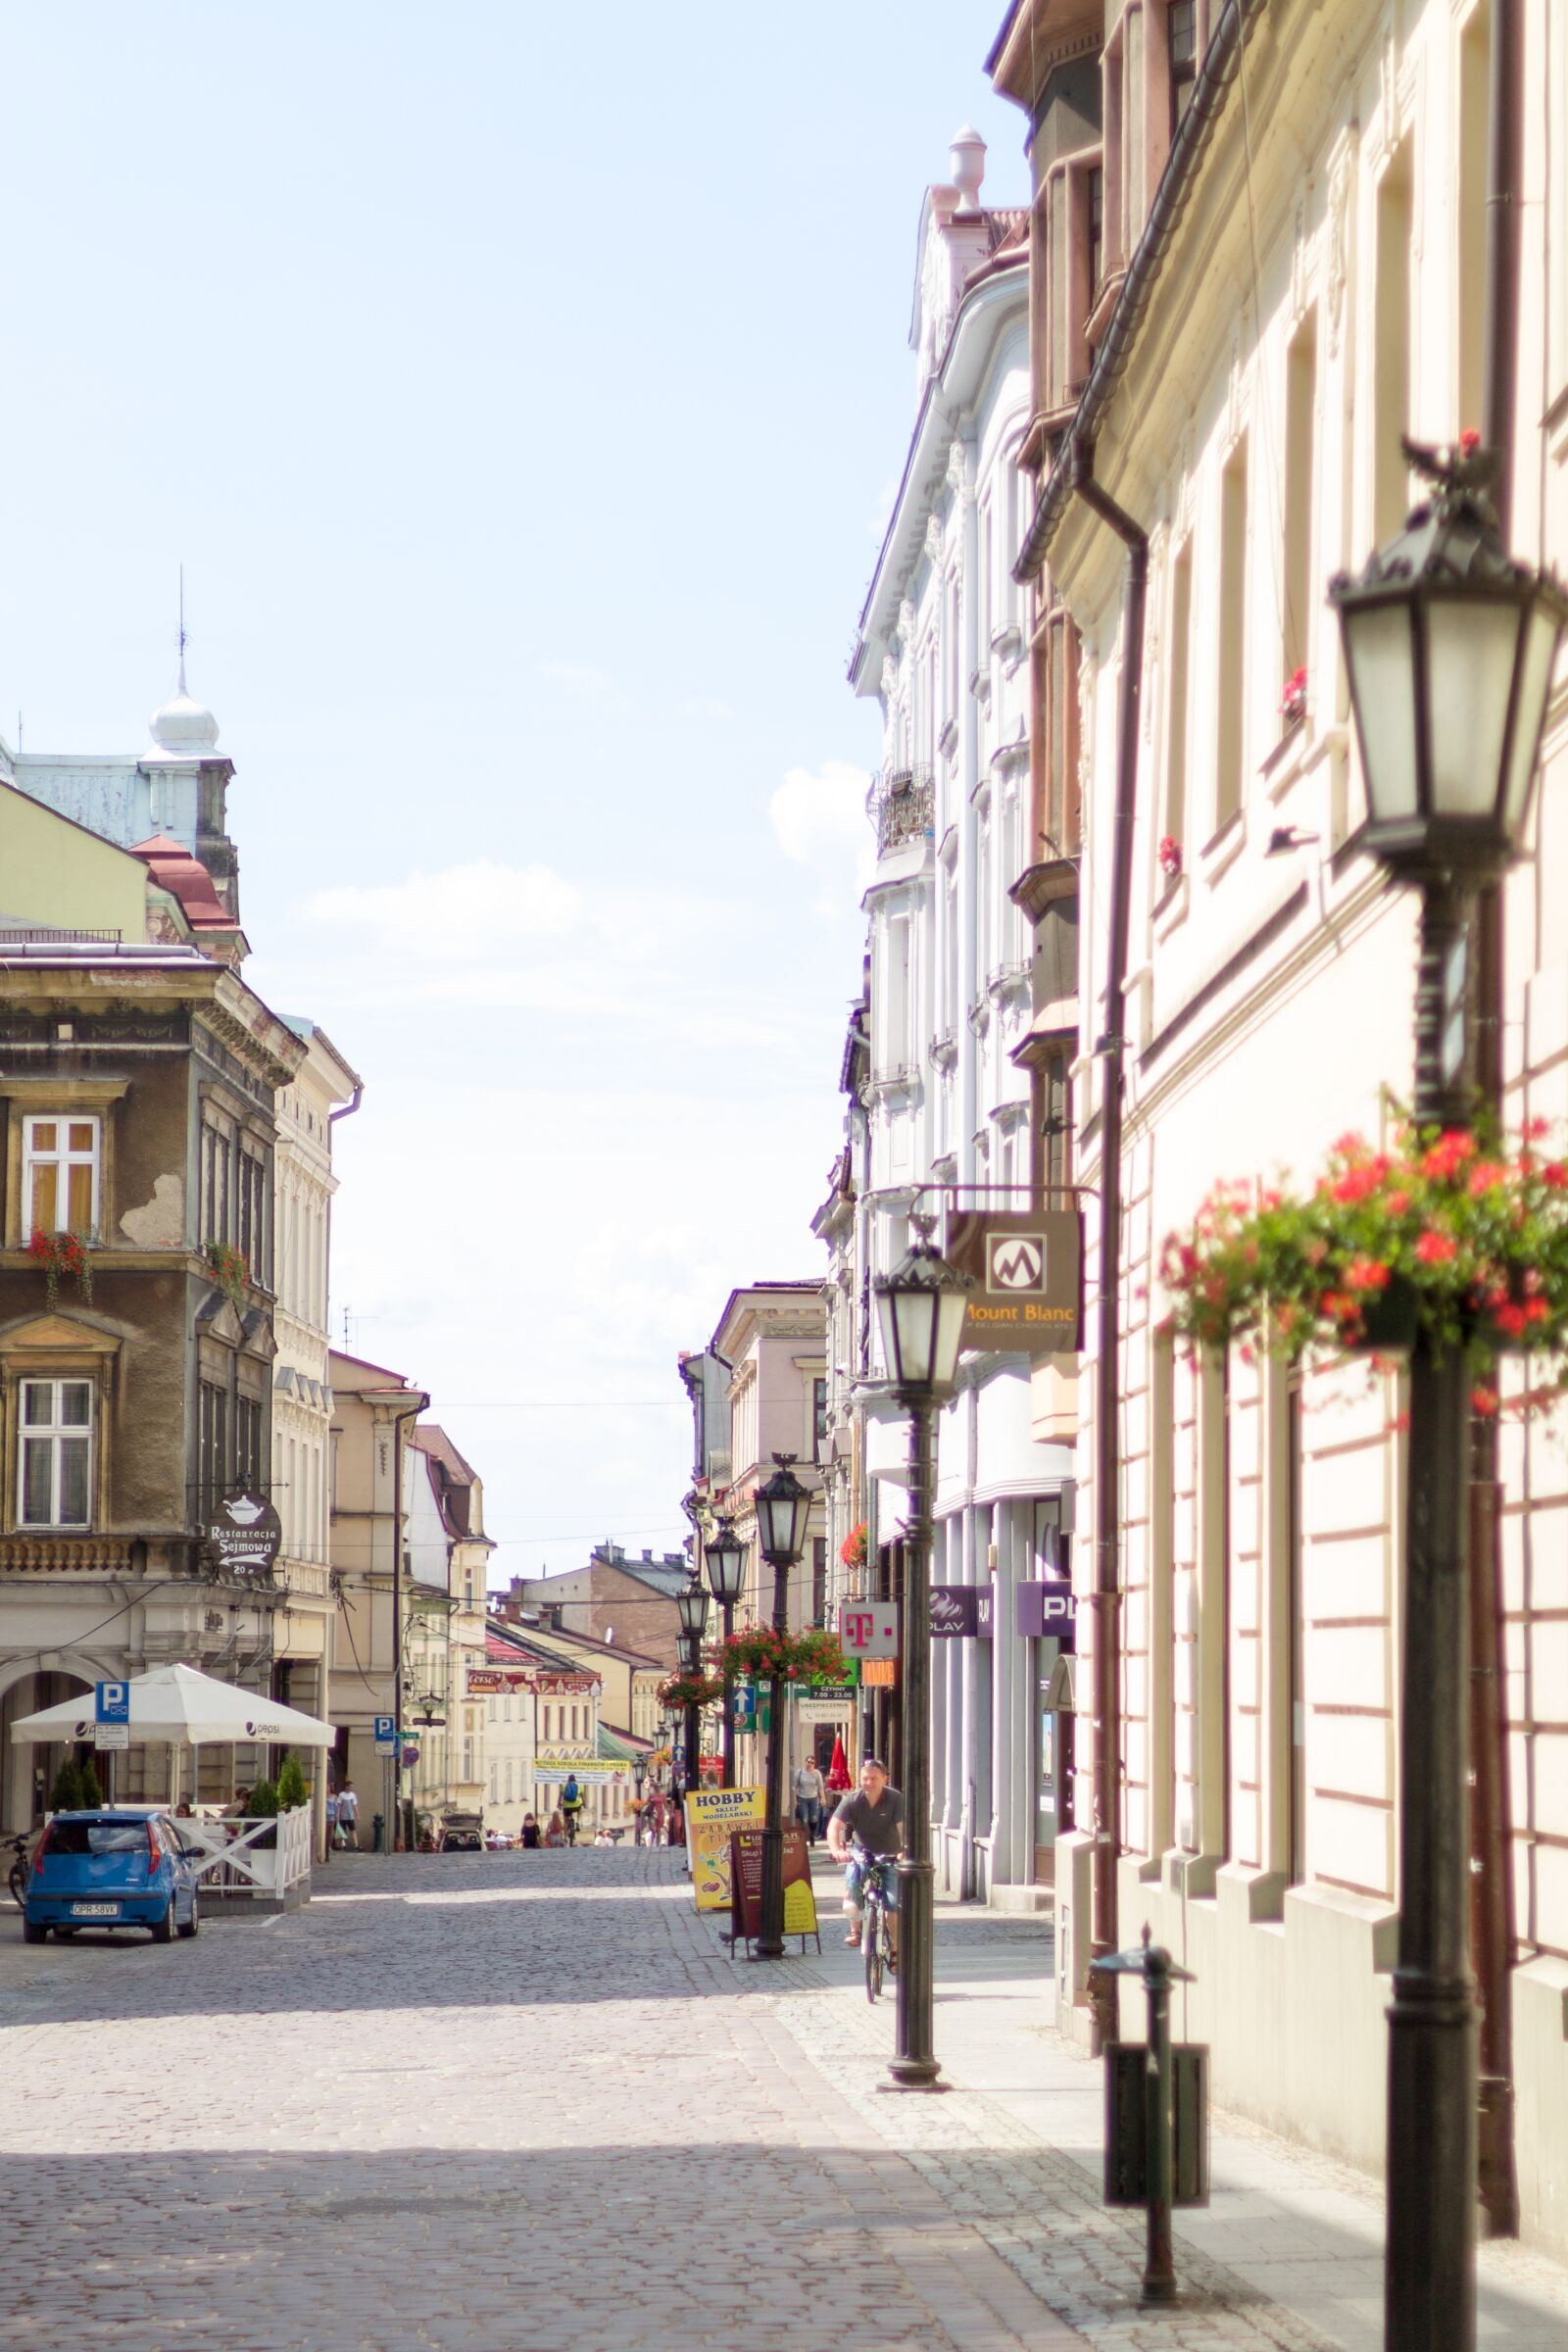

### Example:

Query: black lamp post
xmin=874 ymin=1214 xmax=972 ymax=2090
xmin=704 ymin=1517 xmax=747 ymax=1789
xmin=753 ymin=1453 xmax=812 ymax=1958
xmin=675 ymin=1574 xmax=710 ymax=1802
xmin=1330 ymin=438 xmax=1567 ymax=2352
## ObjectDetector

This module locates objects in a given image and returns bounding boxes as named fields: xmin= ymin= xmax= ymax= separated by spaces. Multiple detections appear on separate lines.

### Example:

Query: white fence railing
xmin=179 ymin=1805 xmax=313 ymax=1899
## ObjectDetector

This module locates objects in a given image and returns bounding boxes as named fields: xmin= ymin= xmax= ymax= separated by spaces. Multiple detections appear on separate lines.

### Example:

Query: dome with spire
xmin=148 ymin=657 xmax=220 ymax=757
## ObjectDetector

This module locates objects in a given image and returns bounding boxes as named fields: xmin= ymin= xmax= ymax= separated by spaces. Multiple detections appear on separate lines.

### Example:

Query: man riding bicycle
xmin=561 ymin=1775 xmax=585 ymax=1843
xmin=826 ymin=1756 xmax=904 ymax=1960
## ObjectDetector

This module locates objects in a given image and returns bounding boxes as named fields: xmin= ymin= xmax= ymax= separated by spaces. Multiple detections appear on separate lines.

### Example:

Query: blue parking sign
xmin=95 ymin=1682 xmax=129 ymax=1725
xmin=373 ymin=1715 xmax=396 ymax=1748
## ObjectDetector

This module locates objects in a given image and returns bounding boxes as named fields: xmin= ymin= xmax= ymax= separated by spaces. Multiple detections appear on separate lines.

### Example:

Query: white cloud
xmin=297 ymin=860 xmax=584 ymax=957
xmin=769 ymin=760 xmax=875 ymax=911
xmin=538 ymin=658 xmax=618 ymax=700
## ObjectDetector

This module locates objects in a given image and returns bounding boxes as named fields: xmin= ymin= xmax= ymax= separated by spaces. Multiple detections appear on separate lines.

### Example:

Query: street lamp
xmin=676 ymin=1574 xmax=710 ymax=1801
xmin=874 ymin=1214 xmax=972 ymax=2091
xmin=1330 ymin=438 xmax=1567 ymax=2352
xmin=704 ymin=1517 xmax=747 ymax=1788
xmin=753 ymin=1453 xmax=812 ymax=1959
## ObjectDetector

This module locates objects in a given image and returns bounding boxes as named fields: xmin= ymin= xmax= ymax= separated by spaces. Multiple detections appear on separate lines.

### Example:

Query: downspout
xmin=1067 ymin=438 xmax=1147 ymax=2050
xmin=1470 ymin=0 xmax=1522 ymax=2242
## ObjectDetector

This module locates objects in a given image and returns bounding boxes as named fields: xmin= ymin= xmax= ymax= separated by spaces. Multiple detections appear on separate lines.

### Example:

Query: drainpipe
xmin=1066 ymin=438 xmax=1147 ymax=2050
xmin=1470 ymin=0 xmax=1522 ymax=2242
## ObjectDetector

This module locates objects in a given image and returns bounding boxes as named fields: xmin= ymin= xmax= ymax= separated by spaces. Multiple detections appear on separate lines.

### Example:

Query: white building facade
xmin=992 ymin=0 xmax=1568 ymax=2256
xmin=846 ymin=129 xmax=1075 ymax=1906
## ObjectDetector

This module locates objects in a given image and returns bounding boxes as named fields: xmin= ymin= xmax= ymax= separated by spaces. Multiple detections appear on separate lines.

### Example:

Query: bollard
xmin=1092 ymin=1924 xmax=1204 ymax=2307
xmin=372 ymin=1812 xmax=385 ymax=1854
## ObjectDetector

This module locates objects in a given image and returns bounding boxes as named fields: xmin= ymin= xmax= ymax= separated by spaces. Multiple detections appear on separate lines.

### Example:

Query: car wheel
xmin=177 ymin=1892 xmax=199 ymax=1939
xmin=150 ymin=1899 xmax=174 ymax=1944
xmin=22 ymin=1918 xmax=47 ymax=1944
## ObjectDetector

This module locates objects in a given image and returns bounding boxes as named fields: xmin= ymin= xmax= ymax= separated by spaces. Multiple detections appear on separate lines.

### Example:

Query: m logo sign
xmin=989 ymin=1235 xmax=1045 ymax=1292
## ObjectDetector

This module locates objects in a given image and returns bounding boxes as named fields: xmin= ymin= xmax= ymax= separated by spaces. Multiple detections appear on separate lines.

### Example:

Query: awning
xmin=1044 ymin=1654 xmax=1077 ymax=1712
xmin=9 ymin=1662 xmax=336 ymax=1749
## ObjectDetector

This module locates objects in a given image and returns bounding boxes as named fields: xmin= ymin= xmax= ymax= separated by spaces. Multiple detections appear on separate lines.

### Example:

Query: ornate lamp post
xmin=675 ymin=1574 xmax=710 ymax=1799
xmin=1330 ymin=439 xmax=1567 ymax=2352
xmin=874 ymin=1215 xmax=972 ymax=2090
xmin=703 ymin=1517 xmax=747 ymax=1789
xmin=753 ymin=1453 xmax=813 ymax=1959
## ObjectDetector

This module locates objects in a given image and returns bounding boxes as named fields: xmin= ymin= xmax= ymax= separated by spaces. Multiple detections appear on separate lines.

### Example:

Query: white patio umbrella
xmin=9 ymin=1663 xmax=336 ymax=1806
xmin=8 ymin=1662 xmax=336 ymax=1748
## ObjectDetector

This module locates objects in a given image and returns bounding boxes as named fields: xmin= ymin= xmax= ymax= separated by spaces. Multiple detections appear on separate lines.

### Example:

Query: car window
xmin=47 ymin=1820 xmax=149 ymax=1855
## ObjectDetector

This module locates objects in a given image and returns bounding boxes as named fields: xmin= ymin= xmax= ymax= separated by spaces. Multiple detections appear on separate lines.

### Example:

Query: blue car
xmin=23 ymin=1809 xmax=202 ymax=1944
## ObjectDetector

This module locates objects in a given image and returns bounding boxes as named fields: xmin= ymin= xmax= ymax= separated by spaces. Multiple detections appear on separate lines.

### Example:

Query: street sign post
xmin=373 ymin=1715 xmax=397 ymax=1751
xmin=95 ymin=1682 xmax=129 ymax=1724
xmin=92 ymin=1724 xmax=129 ymax=1751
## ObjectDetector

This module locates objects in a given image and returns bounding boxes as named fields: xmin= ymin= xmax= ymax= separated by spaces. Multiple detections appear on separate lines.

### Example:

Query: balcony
xmin=0 ymin=1535 xmax=136 ymax=1576
xmin=866 ymin=765 xmax=936 ymax=858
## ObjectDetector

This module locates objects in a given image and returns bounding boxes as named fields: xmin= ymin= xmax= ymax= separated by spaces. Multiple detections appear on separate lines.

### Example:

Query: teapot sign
xmin=206 ymin=1492 xmax=283 ymax=1580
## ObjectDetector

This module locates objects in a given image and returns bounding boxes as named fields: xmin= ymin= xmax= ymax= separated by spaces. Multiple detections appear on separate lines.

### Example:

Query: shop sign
xmin=1016 ymin=1579 xmax=1077 ymax=1648
xmin=860 ymin=1657 xmax=897 ymax=1689
xmin=206 ymin=1493 xmax=283 ymax=1580
xmin=945 ymin=1209 xmax=1083 ymax=1355
xmin=794 ymin=1682 xmax=857 ymax=1723
xmin=838 ymin=1601 xmax=898 ymax=1659
xmin=683 ymin=1785 xmax=764 ymax=1913
xmin=931 ymin=1586 xmax=976 ymax=1637
xmin=532 ymin=1752 xmax=624 ymax=1782
xmin=730 ymin=1826 xmax=819 ymax=1945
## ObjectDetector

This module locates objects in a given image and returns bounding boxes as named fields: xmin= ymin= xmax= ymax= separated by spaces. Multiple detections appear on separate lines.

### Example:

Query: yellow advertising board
xmin=684 ymin=1785 xmax=764 ymax=1912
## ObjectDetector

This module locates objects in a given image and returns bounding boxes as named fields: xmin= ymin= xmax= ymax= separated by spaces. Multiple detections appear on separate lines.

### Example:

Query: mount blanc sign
xmin=945 ymin=1208 xmax=1083 ymax=1355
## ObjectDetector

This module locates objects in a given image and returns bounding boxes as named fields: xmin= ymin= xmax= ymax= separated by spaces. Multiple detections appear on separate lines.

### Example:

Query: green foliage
xmin=1160 ymin=1121 xmax=1568 ymax=1407
xmin=48 ymin=1759 xmax=84 ymax=1813
xmin=76 ymin=1758 xmax=104 ymax=1809
xmin=245 ymin=1777 xmax=281 ymax=1817
xmin=275 ymin=1754 xmax=308 ymax=1811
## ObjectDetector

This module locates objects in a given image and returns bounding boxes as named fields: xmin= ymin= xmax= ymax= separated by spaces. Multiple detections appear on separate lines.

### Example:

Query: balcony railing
xmin=866 ymin=765 xmax=936 ymax=857
xmin=0 ymin=1535 xmax=135 ymax=1575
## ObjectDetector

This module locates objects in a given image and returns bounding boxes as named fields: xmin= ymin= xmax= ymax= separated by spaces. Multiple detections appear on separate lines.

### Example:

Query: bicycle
xmin=855 ymin=1844 xmax=898 ymax=2005
xmin=562 ymin=1809 xmax=581 ymax=1848
xmin=7 ymin=1831 xmax=33 ymax=1910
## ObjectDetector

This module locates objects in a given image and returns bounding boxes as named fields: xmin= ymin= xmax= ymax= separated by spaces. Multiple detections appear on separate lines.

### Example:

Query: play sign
xmin=1016 ymin=1579 xmax=1077 ymax=1648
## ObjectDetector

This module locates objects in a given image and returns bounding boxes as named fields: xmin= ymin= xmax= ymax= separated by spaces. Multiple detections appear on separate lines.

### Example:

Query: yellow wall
xmin=0 ymin=782 xmax=148 ymax=938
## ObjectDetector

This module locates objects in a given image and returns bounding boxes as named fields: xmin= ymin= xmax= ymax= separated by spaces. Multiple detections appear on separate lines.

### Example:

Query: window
xmin=202 ymin=1123 xmax=230 ymax=1246
xmin=1087 ymin=165 xmax=1103 ymax=299
xmin=235 ymin=1397 xmax=263 ymax=1493
xmin=236 ymin=1150 xmax=269 ymax=1287
xmin=1283 ymin=326 xmax=1317 ymax=696
xmin=19 ymin=1379 xmax=92 ymax=1527
xmin=1215 ymin=443 xmax=1249 ymax=833
xmin=23 ymin=1117 xmax=99 ymax=1237
xmin=1374 ymin=148 xmax=1412 ymax=546
xmin=199 ymin=1382 xmax=228 ymax=1511
xmin=1169 ymin=1 xmax=1198 ymax=136
xmin=1164 ymin=542 xmax=1193 ymax=859
xmin=812 ymin=1378 xmax=828 ymax=1461
xmin=812 ymin=1537 xmax=828 ymax=1629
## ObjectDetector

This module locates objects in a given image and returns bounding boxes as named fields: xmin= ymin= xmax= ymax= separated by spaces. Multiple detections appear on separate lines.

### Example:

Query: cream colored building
xmin=989 ymin=0 xmax=1568 ymax=2257
xmin=403 ymin=1424 xmax=492 ymax=1834
xmin=327 ymin=1349 xmax=427 ymax=1836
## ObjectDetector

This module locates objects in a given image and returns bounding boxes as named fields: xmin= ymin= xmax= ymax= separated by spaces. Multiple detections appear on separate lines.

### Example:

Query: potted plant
xmin=719 ymin=1626 xmax=849 ymax=1687
xmin=28 ymin=1228 xmax=92 ymax=1309
xmin=1159 ymin=1120 xmax=1568 ymax=1408
xmin=1157 ymin=835 xmax=1183 ymax=882
xmin=839 ymin=1521 xmax=868 ymax=1573
xmin=204 ymin=1241 xmax=249 ymax=1313
xmin=1280 ymin=665 xmax=1308 ymax=727
xmin=656 ymin=1671 xmax=724 ymax=1712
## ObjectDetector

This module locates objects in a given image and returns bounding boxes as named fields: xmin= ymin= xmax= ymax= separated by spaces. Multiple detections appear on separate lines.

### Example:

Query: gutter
xmin=1013 ymin=0 xmax=1270 ymax=588
xmin=1065 ymin=442 xmax=1147 ymax=2051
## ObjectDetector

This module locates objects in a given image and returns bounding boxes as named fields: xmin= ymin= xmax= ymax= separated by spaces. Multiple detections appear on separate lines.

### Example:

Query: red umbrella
xmin=825 ymin=1733 xmax=852 ymax=1791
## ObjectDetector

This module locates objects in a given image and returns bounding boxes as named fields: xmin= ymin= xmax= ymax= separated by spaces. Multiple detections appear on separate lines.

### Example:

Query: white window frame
xmin=18 ymin=1378 xmax=94 ymax=1529
xmin=22 ymin=1115 xmax=101 ymax=1239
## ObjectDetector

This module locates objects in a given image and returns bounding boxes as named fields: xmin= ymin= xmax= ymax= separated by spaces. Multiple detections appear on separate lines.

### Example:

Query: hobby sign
xmin=945 ymin=1208 xmax=1083 ymax=1355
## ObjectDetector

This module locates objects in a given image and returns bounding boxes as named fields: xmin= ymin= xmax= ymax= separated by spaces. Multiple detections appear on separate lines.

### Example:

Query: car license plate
xmin=70 ymin=1902 xmax=119 ymax=1918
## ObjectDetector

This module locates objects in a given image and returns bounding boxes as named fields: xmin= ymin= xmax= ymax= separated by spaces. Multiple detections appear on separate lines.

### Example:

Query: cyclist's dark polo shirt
xmin=832 ymin=1786 xmax=906 ymax=1856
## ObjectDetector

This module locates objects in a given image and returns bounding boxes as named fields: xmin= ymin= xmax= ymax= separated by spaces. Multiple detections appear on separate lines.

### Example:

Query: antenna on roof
xmin=177 ymin=564 xmax=188 ymax=687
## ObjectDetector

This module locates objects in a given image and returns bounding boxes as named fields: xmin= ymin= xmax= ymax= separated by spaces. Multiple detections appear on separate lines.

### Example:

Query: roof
xmin=486 ymin=1618 xmax=603 ymax=1681
xmin=598 ymin=1725 xmax=654 ymax=1762
xmin=328 ymin=1347 xmax=423 ymax=1392
xmin=129 ymin=834 xmax=236 ymax=936
xmin=501 ymin=1613 xmax=665 ymax=1670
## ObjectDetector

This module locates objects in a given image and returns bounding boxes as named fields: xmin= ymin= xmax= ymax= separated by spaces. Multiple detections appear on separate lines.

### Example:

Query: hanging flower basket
xmin=1160 ymin=1121 xmax=1568 ymax=1403
xmin=1157 ymin=835 xmax=1183 ymax=880
xmin=839 ymin=1521 xmax=868 ymax=1572
xmin=656 ymin=1672 xmax=723 ymax=1712
xmin=27 ymin=1229 xmax=92 ymax=1310
xmin=720 ymin=1626 xmax=849 ymax=1688
xmin=1280 ymin=666 xmax=1308 ymax=726
xmin=204 ymin=1240 xmax=249 ymax=1313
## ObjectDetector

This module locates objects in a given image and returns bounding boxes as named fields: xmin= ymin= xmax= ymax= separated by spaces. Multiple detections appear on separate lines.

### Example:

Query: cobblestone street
xmin=4 ymin=1850 xmax=1566 ymax=2352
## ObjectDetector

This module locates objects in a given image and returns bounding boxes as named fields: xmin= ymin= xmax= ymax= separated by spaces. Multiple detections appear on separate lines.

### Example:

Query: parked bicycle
xmin=856 ymin=1841 xmax=897 ymax=2005
xmin=7 ymin=1831 xmax=34 ymax=1910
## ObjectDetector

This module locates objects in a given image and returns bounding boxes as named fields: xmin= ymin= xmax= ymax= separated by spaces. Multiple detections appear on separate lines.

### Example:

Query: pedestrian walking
xmin=324 ymin=1788 xmax=339 ymax=1859
xmin=543 ymin=1811 xmax=566 ymax=1848
xmin=520 ymin=1812 xmax=541 ymax=1849
xmin=794 ymin=1757 xmax=827 ymax=1844
xmin=337 ymin=1780 xmax=360 ymax=1851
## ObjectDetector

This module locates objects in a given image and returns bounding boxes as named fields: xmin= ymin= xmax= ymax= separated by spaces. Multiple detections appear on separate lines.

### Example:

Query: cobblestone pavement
xmin=0 ymin=1847 xmax=1079 ymax=2352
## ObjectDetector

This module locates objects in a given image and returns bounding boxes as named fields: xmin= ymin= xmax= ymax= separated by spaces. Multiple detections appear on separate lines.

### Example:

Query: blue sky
xmin=0 ymin=3 xmax=1026 ymax=1582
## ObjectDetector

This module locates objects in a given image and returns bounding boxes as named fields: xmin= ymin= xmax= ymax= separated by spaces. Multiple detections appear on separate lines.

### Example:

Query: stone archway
xmin=0 ymin=1653 xmax=119 ymax=1831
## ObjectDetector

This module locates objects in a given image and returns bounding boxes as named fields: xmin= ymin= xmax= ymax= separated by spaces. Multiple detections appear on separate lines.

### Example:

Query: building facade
xmin=843 ymin=126 xmax=1076 ymax=1903
xmin=989 ymin=0 xmax=1568 ymax=2254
